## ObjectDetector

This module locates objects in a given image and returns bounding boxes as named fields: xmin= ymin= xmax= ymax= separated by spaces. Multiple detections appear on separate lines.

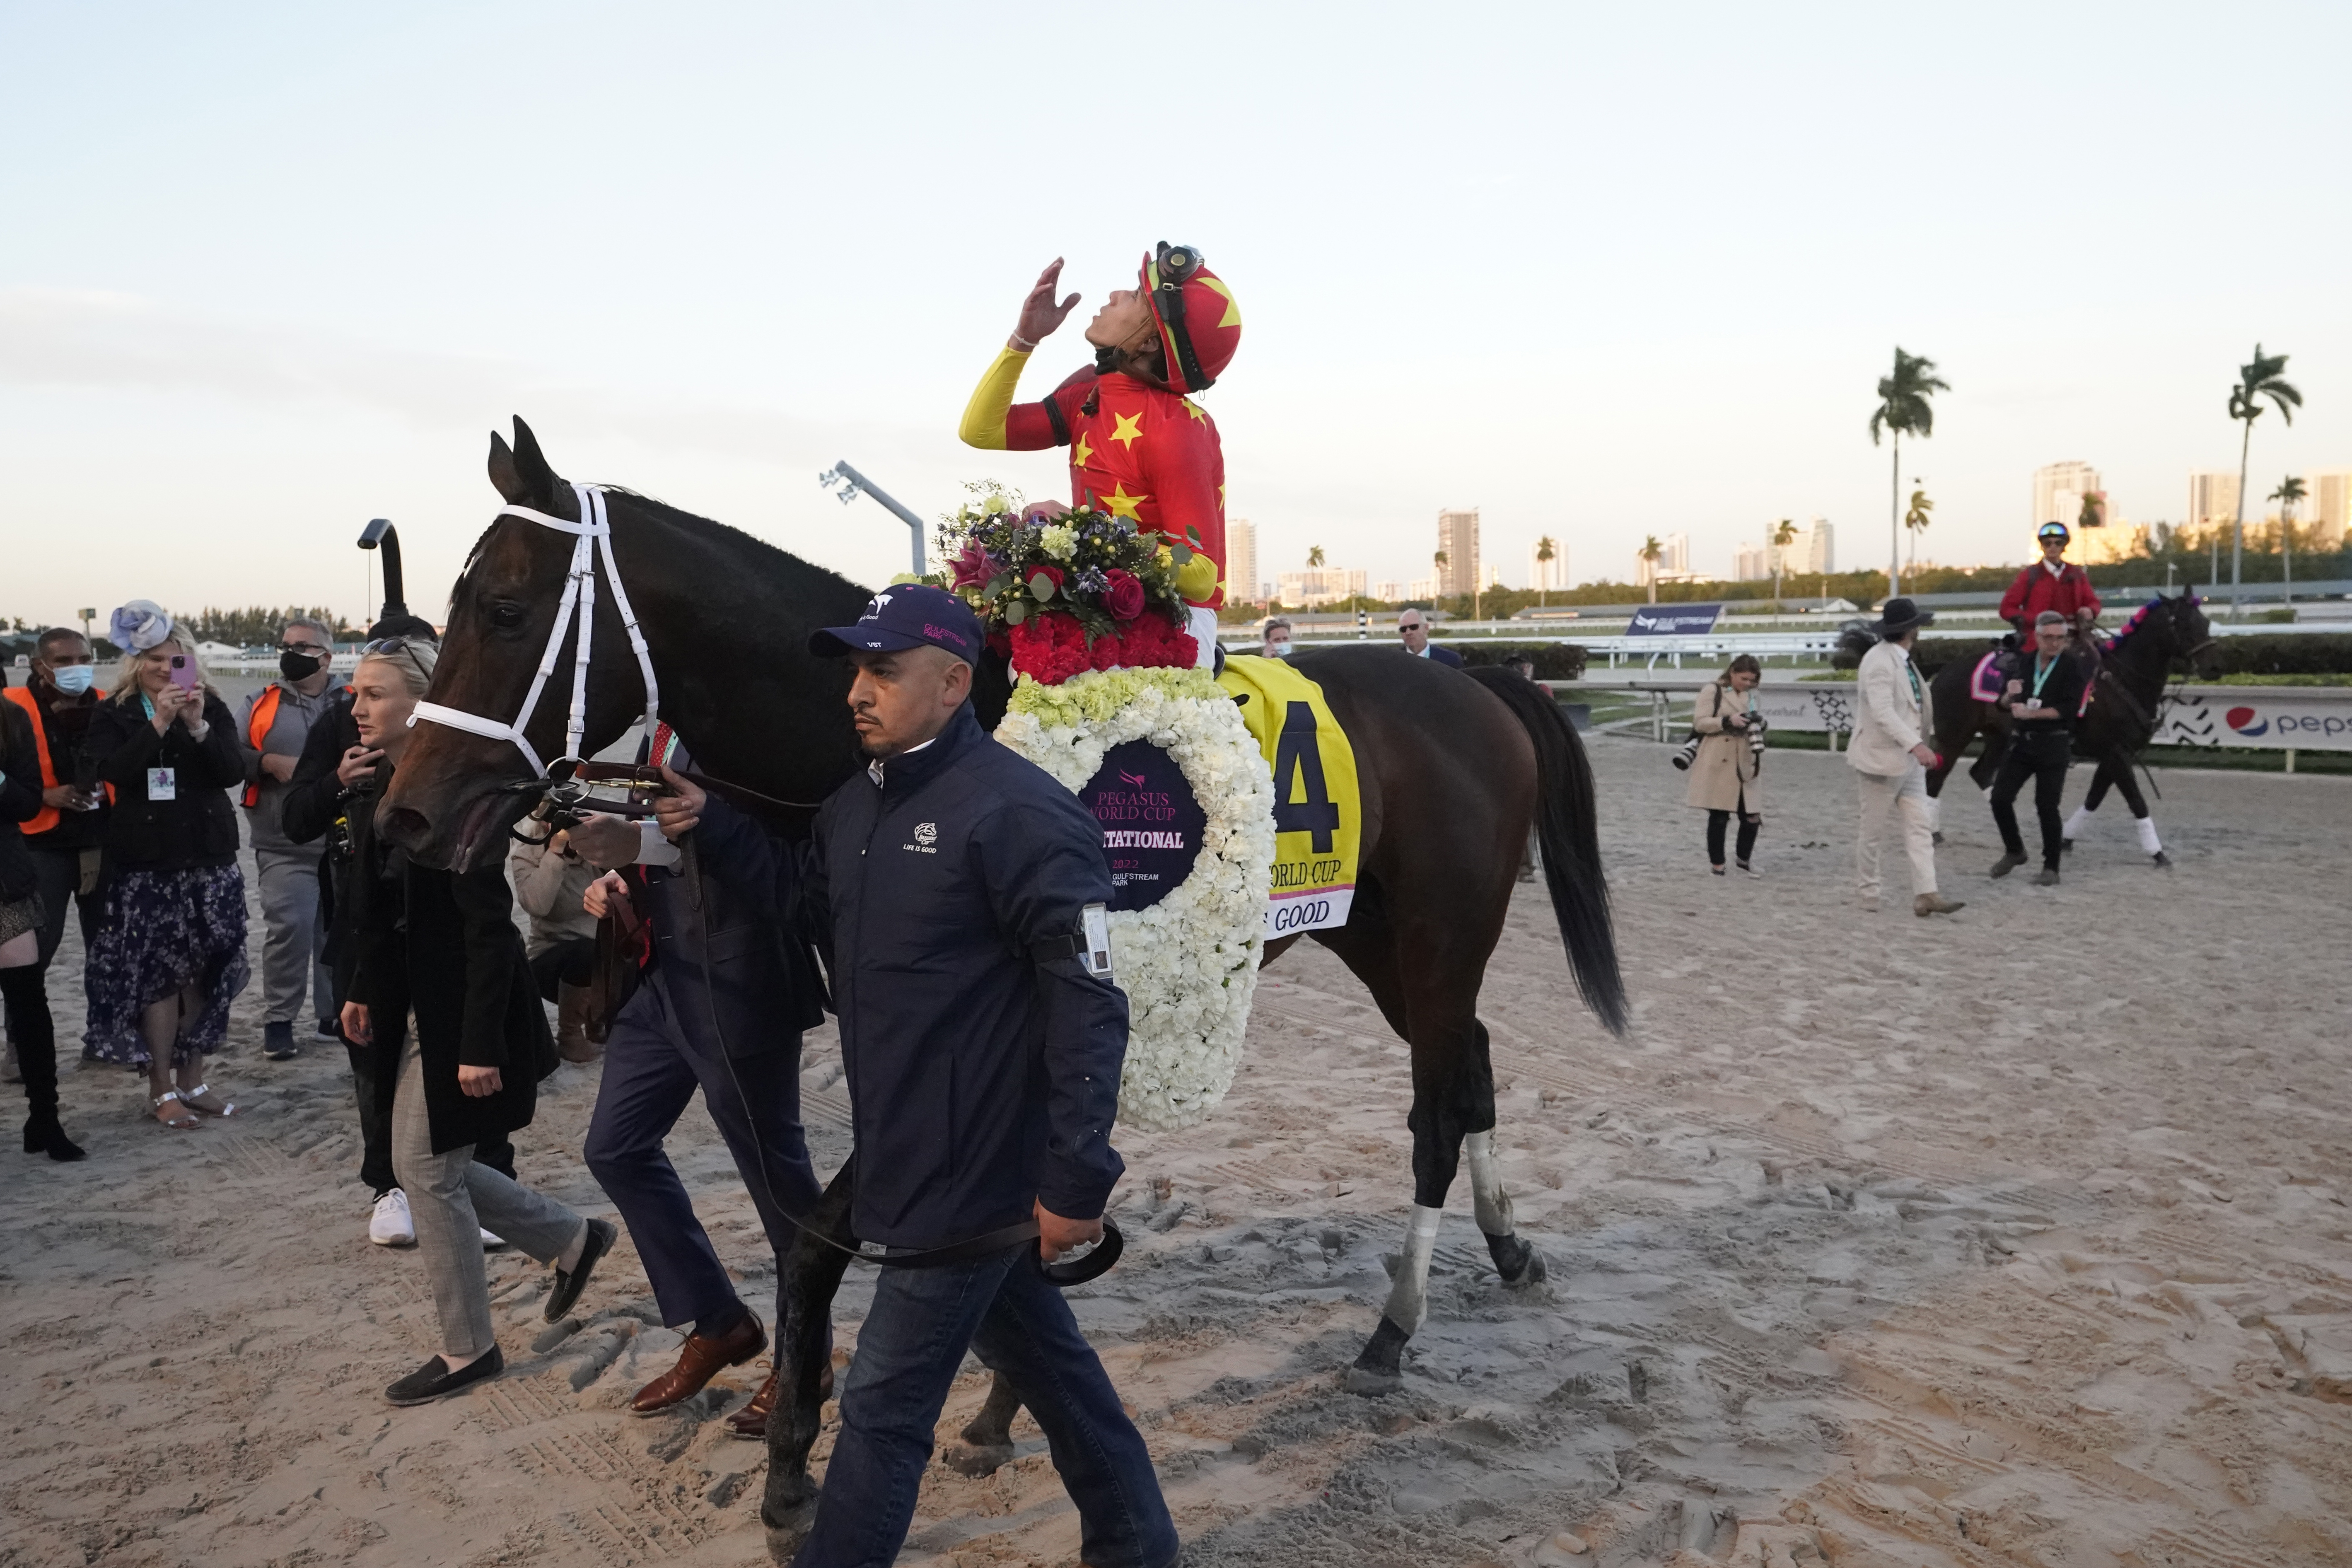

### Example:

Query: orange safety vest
xmin=2 ymin=683 xmax=104 ymax=836
xmin=241 ymin=685 xmax=285 ymax=807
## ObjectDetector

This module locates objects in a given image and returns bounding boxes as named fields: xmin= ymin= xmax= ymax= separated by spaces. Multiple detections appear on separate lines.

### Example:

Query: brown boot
xmin=557 ymin=983 xmax=598 ymax=1063
xmin=630 ymin=1312 xmax=765 ymax=1416
xmin=724 ymin=1357 xmax=838 ymax=1440
xmin=1913 ymin=892 xmax=1966 ymax=917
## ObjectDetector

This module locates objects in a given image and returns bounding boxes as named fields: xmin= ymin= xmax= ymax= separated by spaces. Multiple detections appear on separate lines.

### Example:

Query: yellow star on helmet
xmin=1071 ymin=432 xmax=1094 ymax=468
xmin=1198 ymin=275 xmax=1241 ymax=329
xmin=1103 ymin=483 xmax=1149 ymax=520
xmin=1108 ymin=410 xmax=1144 ymax=449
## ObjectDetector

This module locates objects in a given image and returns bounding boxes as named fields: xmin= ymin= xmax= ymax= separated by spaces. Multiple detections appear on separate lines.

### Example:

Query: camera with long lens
xmin=1671 ymin=713 xmax=1767 ymax=771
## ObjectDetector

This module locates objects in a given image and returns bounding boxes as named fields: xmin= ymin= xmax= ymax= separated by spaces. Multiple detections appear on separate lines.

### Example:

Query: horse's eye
xmin=489 ymin=601 xmax=526 ymax=630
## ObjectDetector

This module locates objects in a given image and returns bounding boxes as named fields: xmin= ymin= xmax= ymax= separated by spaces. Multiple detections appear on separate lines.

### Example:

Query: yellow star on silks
xmin=1103 ymin=482 xmax=1149 ymax=520
xmin=1181 ymin=398 xmax=1207 ymax=423
xmin=1108 ymin=410 xmax=1144 ymax=449
xmin=1198 ymin=275 xmax=1241 ymax=328
xmin=1071 ymin=432 xmax=1094 ymax=468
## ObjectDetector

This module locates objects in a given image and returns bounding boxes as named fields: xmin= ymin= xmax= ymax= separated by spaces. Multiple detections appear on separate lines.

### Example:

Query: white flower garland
xmin=994 ymin=666 xmax=1276 ymax=1132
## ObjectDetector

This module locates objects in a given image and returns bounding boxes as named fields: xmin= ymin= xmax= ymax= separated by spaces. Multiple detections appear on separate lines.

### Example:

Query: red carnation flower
xmin=949 ymin=540 xmax=996 ymax=591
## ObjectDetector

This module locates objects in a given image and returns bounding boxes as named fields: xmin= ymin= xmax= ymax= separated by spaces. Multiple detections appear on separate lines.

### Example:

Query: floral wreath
xmin=916 ymin=487 xmax=1275 ymax=1131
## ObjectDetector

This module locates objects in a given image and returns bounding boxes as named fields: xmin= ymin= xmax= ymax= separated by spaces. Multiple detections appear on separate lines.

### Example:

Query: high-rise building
xmin=1226 ymin=518 xmax=1258 ymax=606
xmin=1274 ymin=567 xmax=1367 ymax=609
xmin=1407 ymin=576 xmax=1438 ymax=601
xmin=2187 ymin=471 xmax=2241 ymax=535
xmin=1634 ymin=532 xmax=1695 ymax=587
xmin=1794 ymin=519 xmax=1833 ymax=575
xmin=1733 ymin=542 xmax=1772 ymax=582
xmin=1436 ymin=509 xmax=1480 ymax=598
xmin=1527 ymin=538 xmax=1567 ymax=592
xmin=2301 ymin=469 xmax=2351 ymax=549
xmin=2033 ymin=461 xmax=2101 ymax=528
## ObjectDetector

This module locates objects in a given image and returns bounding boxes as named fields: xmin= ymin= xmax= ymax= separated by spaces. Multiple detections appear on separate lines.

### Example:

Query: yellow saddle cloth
xmin=1215 ymin=655 xmax=1362 ymax=936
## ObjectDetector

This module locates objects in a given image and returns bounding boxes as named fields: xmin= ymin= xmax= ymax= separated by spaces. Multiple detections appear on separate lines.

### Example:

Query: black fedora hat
xmin=1870 ymin=596 xmax=1936 ymax=635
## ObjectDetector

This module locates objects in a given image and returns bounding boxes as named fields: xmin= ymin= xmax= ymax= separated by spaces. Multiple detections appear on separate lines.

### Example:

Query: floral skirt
xmin=83 ymin=866 xmax=250 ymax=1066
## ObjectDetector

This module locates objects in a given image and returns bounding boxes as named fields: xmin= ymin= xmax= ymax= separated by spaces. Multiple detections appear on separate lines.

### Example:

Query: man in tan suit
xmin=1849 ymin=598 xmax=1964 ymax=917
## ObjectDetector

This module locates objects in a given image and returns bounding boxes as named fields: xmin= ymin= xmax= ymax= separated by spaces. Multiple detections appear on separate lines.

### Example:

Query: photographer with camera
xmin=1684 ymin=654 xmax=1768 ymax=877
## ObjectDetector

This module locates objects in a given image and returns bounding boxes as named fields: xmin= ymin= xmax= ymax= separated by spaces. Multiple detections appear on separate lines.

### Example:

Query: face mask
xmin=1265 ymin=641 xmax=1290 ymax=658
xmin=50 ymin=664 xmax=97 ymax=696
xmin=280 ymin=649 xmax=326 ymax=681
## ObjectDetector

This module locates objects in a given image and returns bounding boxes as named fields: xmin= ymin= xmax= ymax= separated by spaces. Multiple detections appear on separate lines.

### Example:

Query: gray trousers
xmin=254 ymin=846 xmax=332 ymax=1027
xmin=392 ymin=1038 xmax=584 ymax=1360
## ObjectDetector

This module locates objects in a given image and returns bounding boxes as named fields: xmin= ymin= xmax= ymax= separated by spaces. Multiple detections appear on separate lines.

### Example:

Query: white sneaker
xmin=481 ymin=1230 xmax=508 ymax=1250
xmin=369 ymin=1188 xmax=417 ymax=1247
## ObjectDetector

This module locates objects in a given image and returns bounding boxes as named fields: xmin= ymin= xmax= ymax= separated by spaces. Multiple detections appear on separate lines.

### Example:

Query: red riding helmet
xmin=1141 ymin=242 xmax=1241 ymax=394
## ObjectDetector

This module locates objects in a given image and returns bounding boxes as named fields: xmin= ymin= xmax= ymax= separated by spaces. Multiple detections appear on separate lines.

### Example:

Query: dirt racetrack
xmin=2 ymin=737 xmax=2348 ymax=1568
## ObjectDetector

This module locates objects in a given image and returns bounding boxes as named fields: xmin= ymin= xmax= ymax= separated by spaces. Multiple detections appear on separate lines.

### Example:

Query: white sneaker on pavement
xmin=369 ymin=1189 xmax=417 ymax=1247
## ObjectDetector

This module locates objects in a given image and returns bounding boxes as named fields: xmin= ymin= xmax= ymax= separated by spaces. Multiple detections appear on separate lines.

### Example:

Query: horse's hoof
xmin=1343 ymin=1365 xmax=1403 ymax=1397
xmin=1345 ymin=1317 xmax=1411 ymax=1396
xmin=942 ymin=1440 xmax=1015 ymax=1478
xmin=762 ymin=1500 xmax=818 ymax=1564
xmin=1931 ymin=831 xmax=1945 ymax=846
xmin=761 ymin=1469 xmax=819 ymax=1535
xmin=2152 ymin=852 xmax=2172 ymax=869
xmin=1484 ymin=1230 xmax=1547 ymax=1287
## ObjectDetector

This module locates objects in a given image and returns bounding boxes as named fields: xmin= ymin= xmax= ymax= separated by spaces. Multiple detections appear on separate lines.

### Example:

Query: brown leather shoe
xmin=630 ymin=1312 xmax=766 ymax=1416
xmin=724 ymin=1357 xmax=836 ymax=1440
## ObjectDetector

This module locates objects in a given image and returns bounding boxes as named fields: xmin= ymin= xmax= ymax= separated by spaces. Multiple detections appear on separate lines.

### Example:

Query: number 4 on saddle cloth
xmin=1215 ymin=655 xmax=1362 ymax=936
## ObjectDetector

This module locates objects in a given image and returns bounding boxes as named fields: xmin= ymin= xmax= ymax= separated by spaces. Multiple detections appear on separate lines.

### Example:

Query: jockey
xmin=1998 ymin=522 xmax=2102 ymax=642
xmin=960 ymin=245 xmax=1241 ymax=663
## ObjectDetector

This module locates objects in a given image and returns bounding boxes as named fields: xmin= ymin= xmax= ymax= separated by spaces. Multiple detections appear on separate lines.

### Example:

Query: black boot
xmin=1 ymin=967 xmax=81 ymax=1160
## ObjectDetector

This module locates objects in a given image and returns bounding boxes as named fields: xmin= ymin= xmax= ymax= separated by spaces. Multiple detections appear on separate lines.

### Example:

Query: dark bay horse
xmin=379 ymin=420 xmax=1626 ymax=1531
xmin=1917 ymin=591 xmax=2219 ymax=866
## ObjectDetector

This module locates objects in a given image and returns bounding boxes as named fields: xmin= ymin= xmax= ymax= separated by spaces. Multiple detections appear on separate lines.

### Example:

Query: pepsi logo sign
xmin=2224 ymin=705 xmax=2268 ymax=737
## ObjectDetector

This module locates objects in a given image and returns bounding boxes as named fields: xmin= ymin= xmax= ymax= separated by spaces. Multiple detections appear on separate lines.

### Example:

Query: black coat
xmin=0 ymin=701 xmax=41 ymax=904
xmin=87 ymin=692 xmax=245 ymax=870
xmin=338 ymin=761 xmax=557 ymax=1155
xmin=280 ymin=689 xmax=359 ymax=847
xmin=745 ymin=702 xmax=1129 ymax=1250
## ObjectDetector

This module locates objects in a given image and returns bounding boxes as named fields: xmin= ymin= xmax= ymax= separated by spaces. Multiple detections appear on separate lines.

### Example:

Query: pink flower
xmin=949 ymin=540 xmax=996 ymax=591
xmin=1102 ymin=568 xmax=1145 ymax=621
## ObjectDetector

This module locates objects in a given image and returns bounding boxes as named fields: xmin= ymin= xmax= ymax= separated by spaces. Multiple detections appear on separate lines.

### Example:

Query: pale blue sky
xmin=4 ymin=2 xmax=2347 ymax=625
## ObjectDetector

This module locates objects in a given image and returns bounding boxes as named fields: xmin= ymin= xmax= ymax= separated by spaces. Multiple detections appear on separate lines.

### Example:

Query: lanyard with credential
xmin=2029 ymin=654 xmax=2060 ymax=705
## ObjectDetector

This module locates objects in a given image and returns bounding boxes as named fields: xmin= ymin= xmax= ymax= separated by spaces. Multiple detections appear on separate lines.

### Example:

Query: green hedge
xmin=1451 ymin=641 xmax=1590 ymax=680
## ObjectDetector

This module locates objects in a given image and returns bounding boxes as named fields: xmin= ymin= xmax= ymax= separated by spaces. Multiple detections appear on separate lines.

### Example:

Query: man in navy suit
xmin=1398 ymin=608 xmax=1463 ymax=667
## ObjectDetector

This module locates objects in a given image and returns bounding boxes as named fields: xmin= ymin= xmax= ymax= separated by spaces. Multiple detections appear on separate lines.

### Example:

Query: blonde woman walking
xmin=1687 ymin=655 xmax=1766 ymax=876
xmin=334 ymin=639 xmax=614 ymax=1405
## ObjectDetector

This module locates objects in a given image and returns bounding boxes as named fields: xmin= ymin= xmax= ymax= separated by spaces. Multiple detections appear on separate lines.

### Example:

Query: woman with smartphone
xmin=80 ymin=602 xmax=250 ymax=1128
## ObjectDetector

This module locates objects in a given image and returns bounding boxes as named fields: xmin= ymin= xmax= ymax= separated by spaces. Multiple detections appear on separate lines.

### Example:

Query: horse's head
xmin=2164 ymin=589 xmax=2222 ymax=680
xmin=378 ymin=418 xmax=661 ymax=870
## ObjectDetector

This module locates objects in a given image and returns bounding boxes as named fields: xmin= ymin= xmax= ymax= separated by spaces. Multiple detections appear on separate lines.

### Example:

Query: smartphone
xmin=168 ymin=653 xmax=199 ymax=692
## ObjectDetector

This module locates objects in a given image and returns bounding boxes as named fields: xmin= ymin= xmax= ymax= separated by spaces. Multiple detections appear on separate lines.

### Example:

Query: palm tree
xmin=1903 ymin=487 xmax=1934 ymax=574
xmin=1306 ymin=544 xmax=1326 ymax=569
xmin=1868 ymin=348 xmax=1950 ymax=599
xmin=2226 ymin=345 xmax=2300 ymax=618
xmin=1770 ymin=518 xmax=1797 ymax=606
xmin=1637 ymin=534 xmax=1664 ymax=603
xmin=2271 ymin=474 xmax=2306 ymax=605
xmin=1534 ymin=535 xmax=1557 ymax=608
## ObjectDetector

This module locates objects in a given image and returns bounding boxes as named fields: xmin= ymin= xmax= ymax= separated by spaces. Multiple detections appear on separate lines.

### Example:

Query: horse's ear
xmin=487 ymin=430 xmax=525 ymax=503
xmin=487 ymin=417 xmax=560 ymax=507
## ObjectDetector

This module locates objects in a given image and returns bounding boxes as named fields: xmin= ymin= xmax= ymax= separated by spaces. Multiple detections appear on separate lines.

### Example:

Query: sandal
xmin=152 ymin=1090 xmax=200 ymax=1130
xmin=180 ymin=1083 xmax=239 ymax=1118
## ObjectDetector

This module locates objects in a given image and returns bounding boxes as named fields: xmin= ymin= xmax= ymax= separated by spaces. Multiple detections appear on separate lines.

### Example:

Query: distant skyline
xmin=5 ymin=4 xmax=2350 ymax=626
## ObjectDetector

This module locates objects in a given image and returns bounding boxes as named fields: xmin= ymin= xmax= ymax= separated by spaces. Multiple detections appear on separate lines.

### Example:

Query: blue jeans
xmin=794 ymin=1245 xmax=1176 ymax=1568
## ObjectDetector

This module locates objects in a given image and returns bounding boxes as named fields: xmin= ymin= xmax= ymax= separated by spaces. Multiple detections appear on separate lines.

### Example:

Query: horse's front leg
xmin=943 ymin=1370 xmax=1025 ymax=1476
xmin=763 ymin=1157 xmax=858 ymax=1535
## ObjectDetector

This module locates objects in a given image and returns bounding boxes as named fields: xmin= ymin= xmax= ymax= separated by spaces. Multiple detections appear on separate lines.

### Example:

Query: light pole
xmin=819 ymin=461 xmax=927 ymax=577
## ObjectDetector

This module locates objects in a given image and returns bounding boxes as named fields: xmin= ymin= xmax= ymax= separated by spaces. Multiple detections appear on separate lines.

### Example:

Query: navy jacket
xmin=742 ymin=701 xmax=1129 ymax=1250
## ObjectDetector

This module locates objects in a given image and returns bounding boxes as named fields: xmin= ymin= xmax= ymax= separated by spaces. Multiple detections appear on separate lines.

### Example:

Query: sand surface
xmin=3 ymin=739 xmax=2349 ymax=1567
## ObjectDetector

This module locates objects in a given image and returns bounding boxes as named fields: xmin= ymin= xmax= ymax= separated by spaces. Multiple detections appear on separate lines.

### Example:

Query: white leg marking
xmin=2063 ymin=803 xmax=2094 ymax=841
xmin=1379 ymin=1204 xmax=1444 ymax=1335
xmin=1464 ymin=1129 xmax=1514 ymax=1237
xmin=2136 ymin=816 xmax=2162 ymax=855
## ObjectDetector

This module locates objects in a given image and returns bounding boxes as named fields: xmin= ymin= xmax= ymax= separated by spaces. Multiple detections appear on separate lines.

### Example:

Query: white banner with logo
xmin=2154 ymin=690 xmax=2352 ymax=751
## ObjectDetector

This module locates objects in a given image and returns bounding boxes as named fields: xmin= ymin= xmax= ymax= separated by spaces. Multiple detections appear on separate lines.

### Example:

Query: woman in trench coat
xmin=1686 ymin=654 xmax=1766 ymax=875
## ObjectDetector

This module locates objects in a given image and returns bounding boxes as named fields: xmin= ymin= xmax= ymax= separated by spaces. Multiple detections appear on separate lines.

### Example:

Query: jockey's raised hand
xmin=1010 ymin=257 xmax=1080 ymax=352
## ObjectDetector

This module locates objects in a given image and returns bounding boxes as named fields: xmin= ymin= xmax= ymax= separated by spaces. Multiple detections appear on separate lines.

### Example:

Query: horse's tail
xmin=1466 ymin=669 xmax=1628 ymax=1036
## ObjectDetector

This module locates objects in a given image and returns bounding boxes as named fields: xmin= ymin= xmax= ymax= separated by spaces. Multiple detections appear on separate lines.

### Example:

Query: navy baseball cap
xmin=809 ymin=585 xmax=983 ymax=666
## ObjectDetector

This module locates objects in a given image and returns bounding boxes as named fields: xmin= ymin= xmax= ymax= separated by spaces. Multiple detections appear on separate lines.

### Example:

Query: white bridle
xmin=409 ymin=482 xmax=660 ymax=778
